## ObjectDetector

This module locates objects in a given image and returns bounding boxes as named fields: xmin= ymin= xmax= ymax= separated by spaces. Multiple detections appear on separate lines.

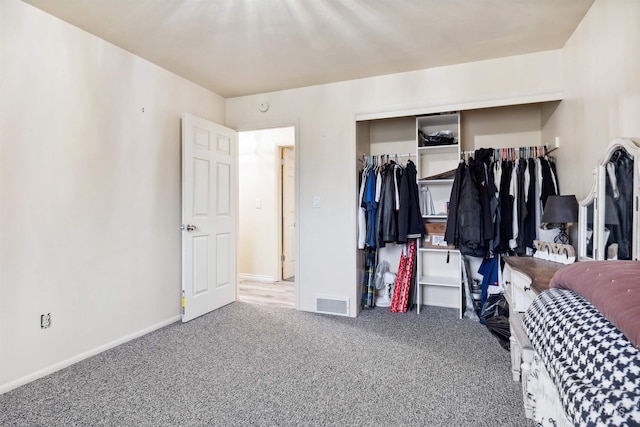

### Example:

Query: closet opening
xmin=237 ymin=126 xmax=296 ymax=309
xmin=355 ymin=102 xmax=563 ymax=319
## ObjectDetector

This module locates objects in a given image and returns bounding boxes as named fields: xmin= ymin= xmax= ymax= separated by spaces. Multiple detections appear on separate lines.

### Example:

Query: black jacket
xmin=456 ymin=158 xmax=487 ymax=257
xmin=471 ymin=150 xmax=495 ymax=242
xmin=397 ymin=160 xmax=425 ymax=243
xmin=376 ymin=162 xmax=402 ymax=246
xmin=445 ymin=158 xmax=486 ymax=256
xmin=496 ymin=160 xmax=513 ymax=252
xmin=445 ymin=161 xmax=465 ymax=246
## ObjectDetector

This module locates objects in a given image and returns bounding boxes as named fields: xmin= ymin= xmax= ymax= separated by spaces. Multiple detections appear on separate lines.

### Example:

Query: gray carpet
xmin=0 ymin=302 xmax=532 ymax=426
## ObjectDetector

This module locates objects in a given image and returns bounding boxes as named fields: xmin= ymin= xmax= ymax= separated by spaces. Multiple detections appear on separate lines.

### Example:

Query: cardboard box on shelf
xmin=423 ymin=222 xmax=455 ymax=249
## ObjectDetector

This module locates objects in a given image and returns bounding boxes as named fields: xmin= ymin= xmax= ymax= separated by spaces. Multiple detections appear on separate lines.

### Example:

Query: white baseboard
xmin=239 ymin=273 xmax=276 ymax=283
xmin=0 ymin=315 xmax=181 ymax=395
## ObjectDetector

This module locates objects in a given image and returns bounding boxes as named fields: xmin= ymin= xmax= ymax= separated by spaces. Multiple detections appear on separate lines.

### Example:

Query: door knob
xmin=181 ymin=224 xmax=198 ymax=232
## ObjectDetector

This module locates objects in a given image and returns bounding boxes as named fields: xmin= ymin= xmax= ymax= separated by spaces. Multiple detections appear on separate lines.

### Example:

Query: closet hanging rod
xmin=363 ymin=153 xmax=413 ymax=157
xmin=459 ymin=145 xmax=550 ymax=154
xmin=459 ymin=144 xmax=556 ymax=161
xmin=361 ymin=153 xmax=414 ymax=163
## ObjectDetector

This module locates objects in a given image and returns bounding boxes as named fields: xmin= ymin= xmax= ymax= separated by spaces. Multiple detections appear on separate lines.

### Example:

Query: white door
xmin=181 ymin=113 xmax=237 ymax=322
xmin=282 ymin=146 xmax=295 ymax=280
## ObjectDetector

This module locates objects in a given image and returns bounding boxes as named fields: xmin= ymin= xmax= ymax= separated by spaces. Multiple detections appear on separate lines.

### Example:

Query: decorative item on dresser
xmin=531 ymin=240 xmax=576 ymax=264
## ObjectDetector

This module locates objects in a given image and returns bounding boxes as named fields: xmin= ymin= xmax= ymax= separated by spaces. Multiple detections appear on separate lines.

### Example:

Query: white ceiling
xmin=22 ymin=0 xmax=595 ymax=98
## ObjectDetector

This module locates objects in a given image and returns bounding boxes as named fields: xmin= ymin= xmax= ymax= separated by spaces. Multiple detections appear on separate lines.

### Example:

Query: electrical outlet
xmin=41 ymin=313 xmax=51 ymax=329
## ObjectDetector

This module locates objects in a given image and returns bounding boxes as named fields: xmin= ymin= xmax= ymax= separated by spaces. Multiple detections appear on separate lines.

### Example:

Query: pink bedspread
xmin=550 ymin=260 xmax=640 ymax=349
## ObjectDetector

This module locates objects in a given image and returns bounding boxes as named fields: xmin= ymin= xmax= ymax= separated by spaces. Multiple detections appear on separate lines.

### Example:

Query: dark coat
xmin=497 ymin=160 xmax=513 ymax=252
xmin=397 ymin=160 xmax=425 ymax=243
xmin=376 ymin=162 xmax=402 ymax=246
xmin=471 ymin=150 xmax=495 ymax=242
xmin=456 ymin=158 xmax=487 ymax=257
xmin=445 ymin=161 xmax=466 ymax=246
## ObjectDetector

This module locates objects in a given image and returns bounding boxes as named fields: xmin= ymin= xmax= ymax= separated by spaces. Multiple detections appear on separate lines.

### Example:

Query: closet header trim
xmin=354 ymin=92 xmax=563 ymax=122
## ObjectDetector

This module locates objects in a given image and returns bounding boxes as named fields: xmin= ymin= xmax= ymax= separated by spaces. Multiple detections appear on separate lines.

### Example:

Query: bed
xmin=522 ymin=260 xmax=640 ymax=426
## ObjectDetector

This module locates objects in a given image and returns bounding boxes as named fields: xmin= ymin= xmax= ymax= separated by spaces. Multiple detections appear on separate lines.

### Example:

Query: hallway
xmin=238 ymin=279 xmax=295 ymax=309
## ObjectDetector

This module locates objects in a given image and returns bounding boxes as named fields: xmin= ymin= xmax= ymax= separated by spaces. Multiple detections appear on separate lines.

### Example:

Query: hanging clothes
xmin=521 ymin=158 xmax=538 ymax=250
xmin=359 ymin=156 xmax=423 ymax=249
xmin=358 ymin=155 xmax=423 ymax=311
xmin=606 ymin=148 xmax=634 ymax=260
xmin=390 ymin=240 xmax=417 ymax=313
xmin=390 ymin=246 xmax=407 ymax=312
xmin=471 ymin=149 xmax=495 ymax=243
xmin=490 ymin=160 xmax=503 ymax=251
xmin=364 ymin=167 xmax=378 ymax=248
xmin=397 ymin=160 xmax=426 ymax=243
xmin=377 ymin=162 xmax=403 ymax=246
xmin=444 ymin=161 xmax=466 ymax=247
xmin=497 ymin=159 xmax=513 ymax=252
xmin=477 ymin=256 xmax=500 ymax=322
xmin=508 ymin=160 xmax=520 ymax=250
xmin=539 ymin=156 xmax=559 ymax=208
xmin=445 ymin=146 xmax=560 ymax=256
xmin=455 ymin=158 xmax=486 ymax=257
xmin=357 ymin=165 xmax=369 ymax=249
xmin=361 ymin=248 xmax=376 ymax=309
xmin=534 ymin=158 xmax=543 ymax=240
xmin=515 ymin=158 xmax=528 ymax=253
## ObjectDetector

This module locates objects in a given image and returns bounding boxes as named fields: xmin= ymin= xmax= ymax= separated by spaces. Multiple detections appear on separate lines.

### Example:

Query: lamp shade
xmin=542 ymin=195 xmax=579 ymax=224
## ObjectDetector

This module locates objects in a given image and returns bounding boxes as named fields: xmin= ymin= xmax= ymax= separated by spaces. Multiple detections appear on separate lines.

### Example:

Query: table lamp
xmin=541 ymin=195 xmax=579 ymax=244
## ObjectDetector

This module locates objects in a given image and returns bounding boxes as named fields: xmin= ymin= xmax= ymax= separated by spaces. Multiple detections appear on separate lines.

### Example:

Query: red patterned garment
xmin=390 ymin=247 xmax=407 ymax=312
xmin=391 ymin=240 xmax=416 ymax=313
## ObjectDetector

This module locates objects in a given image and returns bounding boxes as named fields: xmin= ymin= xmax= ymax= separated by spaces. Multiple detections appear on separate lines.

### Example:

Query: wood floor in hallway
xmin=238 ymin=279 xmax=295 ymax=309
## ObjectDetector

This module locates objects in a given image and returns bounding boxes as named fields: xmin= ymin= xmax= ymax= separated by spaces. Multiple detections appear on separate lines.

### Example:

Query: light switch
xmin=313 ymin=196 xmax=320 ymax=208
xmin=256 ymin=198 xmax=262 ymax=209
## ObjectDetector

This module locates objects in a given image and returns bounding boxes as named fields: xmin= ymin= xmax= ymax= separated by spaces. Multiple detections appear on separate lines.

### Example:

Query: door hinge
xmin=181 ymin=290 xmax=185 ymax=315
xmin=281 ymin=159 xmax=285 ymax=165
xmin=281 ymin=254 xmax=285 ymax=261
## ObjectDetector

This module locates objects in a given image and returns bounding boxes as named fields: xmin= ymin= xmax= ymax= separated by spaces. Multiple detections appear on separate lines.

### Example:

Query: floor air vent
xmin=315 ymin=296 xmax=350 ymax=316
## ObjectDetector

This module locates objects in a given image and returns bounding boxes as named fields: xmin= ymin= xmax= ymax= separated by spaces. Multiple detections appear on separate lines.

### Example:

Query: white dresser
xmin=502 ymin=256 xmax=567 ymax=417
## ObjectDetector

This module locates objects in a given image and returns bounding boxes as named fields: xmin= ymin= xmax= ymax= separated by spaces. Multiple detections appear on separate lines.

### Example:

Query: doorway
xmin=281 ymin=146 xmax=295 ymax=281
xmin=237 ymin=126 xmax=296 ymax=309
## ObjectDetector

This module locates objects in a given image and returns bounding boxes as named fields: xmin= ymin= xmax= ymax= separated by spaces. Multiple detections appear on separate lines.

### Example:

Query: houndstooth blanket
xmin=524 ymin=288 xmax=640 ymax=426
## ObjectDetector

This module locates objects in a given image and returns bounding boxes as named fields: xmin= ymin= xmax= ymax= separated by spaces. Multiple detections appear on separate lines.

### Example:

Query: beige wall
xmin=544 ymin=0 xmax=640 ymax=199
xmin=238 ymin=127 xmax=295 ymax=281
xmin=0 ymin=0 xmax=225 ymax=391
xmin=461 ymin=104 xmax=549 ymax=151
xmin=226 ymin=50 xmax=564 ymax=316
